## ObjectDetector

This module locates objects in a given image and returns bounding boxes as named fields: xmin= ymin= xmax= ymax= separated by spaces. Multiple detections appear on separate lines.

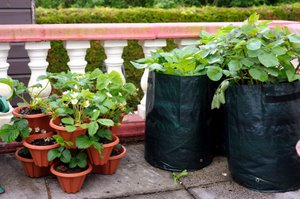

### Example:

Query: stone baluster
xmin=138 ymin=39 xmax=167 ymax=119
xmin=175 ymin=38 xmax=200 ymax=48
xmin=0 ymin=43 xmax=12 ymax=126
xmin=102 ymin=40 xmax=127 ymax=82
xmin=64 ymin=40 xmax=91 ymax=74
xmin=25 ymin=41 xmax=52 ymax=99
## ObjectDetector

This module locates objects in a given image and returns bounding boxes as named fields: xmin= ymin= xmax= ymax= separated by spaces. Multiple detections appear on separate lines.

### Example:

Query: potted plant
xmin=74 ymin=70 xmax=136 ymax=166
xmin=0 ymin=77 xmax=55 ymax=176
xmin=131 ymin=46 xmax=214 ymax=171
xmin=202 ymin=13 xmax=300 ymax=192
xmin=48 ymin=135 xmax=92 ymax=193
xmin=92 ymin=144 xmax=127 ymax=175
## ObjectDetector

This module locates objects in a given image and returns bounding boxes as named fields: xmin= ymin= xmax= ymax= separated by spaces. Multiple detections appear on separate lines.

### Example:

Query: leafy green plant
xmin=74 ymin=70 xmax=136 ymax=156
xmin=198 ymin=13 xmax=300 ymax=109
xmin=44 ymin=69 xmax=136 ymax=157
xmin=48 ymin=135 xmax=88 ymax=168
xmin=172 ymin=169 xmax=188 ymax=184
xmin=131 ymin=46 xmax=205 ymax=76
xmin=0 ymin=77 xmax=49 ymax=143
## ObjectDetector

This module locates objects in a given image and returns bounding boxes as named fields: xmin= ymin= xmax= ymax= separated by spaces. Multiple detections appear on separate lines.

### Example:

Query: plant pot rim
xmin=15 ymin=147 xmax=33 ymax=163
xmin=109 ymin=145 xmax=126 ymax=161
xmin=103 ymin=135 xmax=120 ymax=148
xmin=23 ymin=134 xmax=60 ymax=150
xmin=49 ymin=117 xmax=86 ymax=131
xmin=12 ymin=105 xmax=52 ymax=119
xmin=50 ymin=162 xmax=92 ymax=178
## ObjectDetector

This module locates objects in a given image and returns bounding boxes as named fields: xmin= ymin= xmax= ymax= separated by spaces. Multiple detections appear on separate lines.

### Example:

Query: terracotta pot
xmin=50 ymin=163 xmax=92 ymax=193
xmin=23 ymin=133 xmax=60 ymax=167
xmin=92 ymin=145 xmax=126 ymax=175
xmin=111 ymin=113 xmax=125 ymax=134
xmin=15 ymin=148 xmax=51 ymax=177
xmin=12 ymin=105 xmax=53 ymax=133
xmin=49 ymin=118 xmax=87 ymax=149
xmin=87 ymin=135 xmax=119 ymax=166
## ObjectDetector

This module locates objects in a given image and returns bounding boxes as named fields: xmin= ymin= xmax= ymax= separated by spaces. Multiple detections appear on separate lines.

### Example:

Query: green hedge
xmin=36 ymin=5 xmax=300 ymax=107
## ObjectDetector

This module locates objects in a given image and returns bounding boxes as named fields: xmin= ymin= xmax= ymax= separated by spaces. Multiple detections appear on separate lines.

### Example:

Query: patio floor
xmin=0 ymin=142 xmax=299 ymax=199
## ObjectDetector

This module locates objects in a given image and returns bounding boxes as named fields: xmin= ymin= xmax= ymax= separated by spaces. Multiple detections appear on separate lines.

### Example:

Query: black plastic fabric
xmin=226 ymin=81 xmax=300 ymax=192
xmin=144 ymin=72 xmax=213 ymax=171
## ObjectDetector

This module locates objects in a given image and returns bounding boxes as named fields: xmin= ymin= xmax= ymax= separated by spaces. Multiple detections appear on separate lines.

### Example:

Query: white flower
xmin=71 ymin=99 xmax=78 ymax=105
xmin=74 ymin=85 xmax=79 ymax=90
xmin=70 ymin=92 xmax=79 ymax=99
xmin=63 ymin=91 xmax=70 ymax=95
xmin=106 ymin=92 xmax=112 ymax=98
xmin=83 ymin=100 xmax=90 ymax=108
xmin=118 ymin=92 xmax=122 ymax=96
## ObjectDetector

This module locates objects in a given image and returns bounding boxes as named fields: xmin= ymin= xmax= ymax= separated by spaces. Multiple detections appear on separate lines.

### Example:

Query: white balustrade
xmin=64 ymin=40 xmax=91 ymax=73
xmin=102 ymin=40 xmax=127 ymax=82
xmin=138 ymin=39 xmax=167 ymax=119
xmin=175 ymin=38 xmax=200 ymax=48
xmin=25 ymin=41 xmax=52 ymax=99
xmin=0 ymin=43 xmax=13 ymax=126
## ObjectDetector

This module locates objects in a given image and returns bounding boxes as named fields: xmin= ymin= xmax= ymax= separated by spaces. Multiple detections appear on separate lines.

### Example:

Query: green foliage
xmin=35 ymin=0 xmax=300 ymax=8
xmin=132 ymin=46 xmax=205 ymax=76
xmin=172 ymin=169 xmax=188 ymax=184
xmin=0 ymin=117 xmax=30 ymax=143
xmin=199 ymin=13 xmax=300 ymax=109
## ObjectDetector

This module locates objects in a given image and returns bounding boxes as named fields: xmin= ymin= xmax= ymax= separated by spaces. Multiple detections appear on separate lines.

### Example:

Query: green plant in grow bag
xmin=198 ymin=13 xmax=300 ymax=109
xmin=131 ymin=46 xmax=206 ymax=76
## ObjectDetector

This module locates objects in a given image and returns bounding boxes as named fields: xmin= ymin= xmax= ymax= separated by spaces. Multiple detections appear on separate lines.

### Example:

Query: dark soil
xmin=99 ymin=137 xmax=114 ymax=144
xmin=110 ymin=147 xmax=123 ymax=157
xmin=18 ymin=147 xmax=32 ymax=159
xmin=30 ymin=137 xmax=56 ymax=146
xmin=55 ymin=164 xmax=87 ymax=174
xmin=19 ymin=107 xmax=43 ymax=115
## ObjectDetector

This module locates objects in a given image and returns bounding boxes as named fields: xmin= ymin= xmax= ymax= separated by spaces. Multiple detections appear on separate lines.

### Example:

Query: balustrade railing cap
xmin=0 ymin=21 xmax=298 ymax=42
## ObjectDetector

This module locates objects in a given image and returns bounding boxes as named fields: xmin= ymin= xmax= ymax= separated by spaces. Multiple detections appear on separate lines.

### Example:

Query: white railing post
xmin=102 ymin=40 xmax=127 ymax=82
xmin=64 ymin=40 xmax=91 ymax=74
xmin=138 ymin=39 xmax=166 ymax=119
xmin=25 ymin=41 xmax=52 ymax=99
xmin=175 ymin=38 xmax=200 ymax=48
xmin=0 ymin=43 xmax=13 ymax=126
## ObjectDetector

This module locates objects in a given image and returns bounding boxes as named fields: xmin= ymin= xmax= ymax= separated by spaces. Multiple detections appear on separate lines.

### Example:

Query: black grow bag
xmin=144 ymin=72 xmax=214 ymax=171
xmin=226 ymin=81 xmax=300 ymax=192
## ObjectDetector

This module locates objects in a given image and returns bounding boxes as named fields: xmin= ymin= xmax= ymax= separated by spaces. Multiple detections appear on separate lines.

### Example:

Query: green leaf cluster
xmin=0 ymin=117 xmax=30 ymax=143
xmin=199 ymin=13 xmax=300 ymax=108
xmin=46 ymin=69 xmax=137 ymax=133
xmin=131 ymin=46 xmax=206 ymax=76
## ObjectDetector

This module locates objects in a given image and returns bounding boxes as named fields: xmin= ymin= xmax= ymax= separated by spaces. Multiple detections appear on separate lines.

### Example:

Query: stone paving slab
xmin=47 ymin=143 xmax=181 ymax=199
xmin=1 ymin=143 xmax=300 ymax=199
xmin=189 ymin=180 xmax=300 ymax=199
xmin=181 ymin=156 xmax=231 ymax=188
xmin=0 ymin=153 xmax=48 ymax=199
xmin=118 ymin=190 xmax=194 ymax=199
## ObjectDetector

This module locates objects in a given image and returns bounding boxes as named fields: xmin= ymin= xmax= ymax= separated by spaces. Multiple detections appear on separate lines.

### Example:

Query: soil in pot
xmin=18 ymin=107 xmax=43 ymax=115
xmin=93 ymin=145 xmax=126 ymax=175
xmin=30 ymin=137 xmax=56 ymax=146
xmin=15 ymin=147 xmax=51 ymax=177
xmin=23 ymin=135 xmax=60 ymax=167
xmin=87 ymin=135 xmax=120 ymax=166
xmin=50 ymin=163 xmax=92 ymax=193
xmin=13 ymin=105 xmax=53 ymax=133
xmin=55 ymin=164 xmax=87 ymax=174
